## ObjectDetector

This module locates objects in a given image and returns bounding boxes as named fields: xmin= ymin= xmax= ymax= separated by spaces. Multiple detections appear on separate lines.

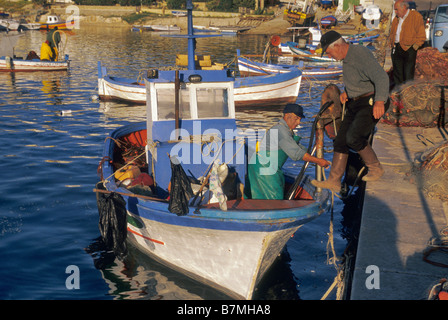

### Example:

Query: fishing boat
xmin=0 ymin=12 xmax=20 ymax=31
xmin=97 ymin=61 xmax=302 ymax=107
xmin=148 ymin=25 xmax=181 ymax=32
xmin=95 ymin=0 xmax=330 ymax=300
xmin=237 ymin=55 xmax=342 ymax=79
xmin=288 ymin=43 xmax=336 ymax=62
xmin=345 ymin=32 xmax=379 ymax=44
xmin=171 ymin=10 xmax=187 ymax=17
xmin=0 ymin=55 xmax=70 ymax=72
xmin=283 ymin=0 xmax=317 ymax=26
xmin=0 ymin=33 xmax=69 ymax=72
xmin=320 ymin=15 xmax=337 ymax=29
xmin=40 ymin=15 xmax=69 ymax=30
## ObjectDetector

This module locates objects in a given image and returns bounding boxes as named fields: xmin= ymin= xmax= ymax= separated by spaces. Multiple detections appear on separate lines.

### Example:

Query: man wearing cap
xmin=247 ymin=104 xmax=330 ymax=200
xmin=311 ymin=31 xmax=389 ymax=193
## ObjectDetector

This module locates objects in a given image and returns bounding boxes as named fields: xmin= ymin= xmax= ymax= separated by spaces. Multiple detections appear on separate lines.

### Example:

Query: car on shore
xmin=430 ymin=4 xmax=448 ymax=52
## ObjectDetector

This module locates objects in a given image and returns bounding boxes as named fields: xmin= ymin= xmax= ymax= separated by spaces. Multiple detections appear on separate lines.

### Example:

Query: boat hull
xmin=0 ymin=57 xmax=70 ymax=72
xmin=126 ymin=209 xmax=302 ymax=300
xmin=40 ymin=22 xmax=68 ymax=30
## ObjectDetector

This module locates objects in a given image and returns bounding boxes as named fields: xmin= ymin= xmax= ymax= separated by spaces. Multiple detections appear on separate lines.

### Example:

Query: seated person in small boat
xmin=247 ymin=104 xmax=330 ymax=200
xmin=40 ymin=40 xmax=55 ymax=61
xmin=46 ymin=27 xmax=60 ymax=60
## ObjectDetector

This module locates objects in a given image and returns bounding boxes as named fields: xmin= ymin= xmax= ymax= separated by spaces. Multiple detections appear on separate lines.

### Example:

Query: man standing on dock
xmin=311 ymin=31 xmax=390 ymax=193
xmin=390 ymin=0 xmax=426 ymax=86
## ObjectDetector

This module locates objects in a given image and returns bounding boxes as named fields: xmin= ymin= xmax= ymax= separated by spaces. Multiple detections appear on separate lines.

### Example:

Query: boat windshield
xmin=197 ymin=87 xmax=229 ymax=118
xmin=152 ymin=82 xmax=232 ymax=120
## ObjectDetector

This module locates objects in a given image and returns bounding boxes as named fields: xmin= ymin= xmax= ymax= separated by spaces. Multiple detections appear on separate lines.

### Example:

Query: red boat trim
xmin=127 ymin=227 xmax=165 ymax=245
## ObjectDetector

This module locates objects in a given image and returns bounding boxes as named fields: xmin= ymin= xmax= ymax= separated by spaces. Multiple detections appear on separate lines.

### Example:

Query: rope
xmin=52 ymin=30 xmax=67 ymax=61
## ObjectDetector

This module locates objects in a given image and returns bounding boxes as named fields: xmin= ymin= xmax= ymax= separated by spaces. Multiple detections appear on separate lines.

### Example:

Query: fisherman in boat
xmin=248 ymin=104 xmax=331 ymax=200
xmin=311 ymin=31 xmax=390 ymax=193
xmin=46 ymin=27 xmax=61 ymax=61
xmin=40 ymin=40 xmax=55 ymax=61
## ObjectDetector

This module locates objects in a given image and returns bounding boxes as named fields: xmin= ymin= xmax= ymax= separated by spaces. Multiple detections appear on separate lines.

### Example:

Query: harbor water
xmin=0 ymin=27 xmax=356 ymax=300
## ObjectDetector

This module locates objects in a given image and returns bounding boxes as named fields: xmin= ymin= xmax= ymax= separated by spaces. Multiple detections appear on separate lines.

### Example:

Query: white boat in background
xmin=237 ymin=55 xmax=342 ymax=79
xmin=97 ymin=61 xmax=302 ymax=108
xmin=39 ymin=15 xmax=69 ymax=30
xmin=149 ymin=24 xmax=181 ymax=32
xmin=0 ymin=12 xmax=20 ymax=31
xmin=171 ymin=10 xmax=187 ymax=16
xmin=20 ymin=20 xmax=41 ymax=30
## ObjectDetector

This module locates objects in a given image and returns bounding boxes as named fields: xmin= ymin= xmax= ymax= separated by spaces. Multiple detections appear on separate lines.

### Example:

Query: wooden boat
xmin=40 ymin=15 xmax=69 ymax=30
xmin=0 ymin=32 xmax=69 ymax=72
xmin=0 ymin=12 xmax=20 ymax=31
xmin=320 ymin=15 xmax=337 ymax=29
xmin=0 ymin=55 xmax=70 ymax=72
xmin=237 ymin=55 xmax=342 ymax=79
xmin=193 ymin=25 xmax=250 ymax=35
xmin=95 ymin=1 xmax=330 ymax=300
xmin=288 ymin=43 xmax=337 ymax=62
xmin=283 ymin=0 xmax=317 ymax=26
xmin=171 ymin=10 xmax=187 ymax=17
xmin=345 ymin=33 xmax=379 ymax=44
xmin=148 ymin=25 xmax=181 ymax=32
xmin=98 ymin=61 xmax=302 ymax=107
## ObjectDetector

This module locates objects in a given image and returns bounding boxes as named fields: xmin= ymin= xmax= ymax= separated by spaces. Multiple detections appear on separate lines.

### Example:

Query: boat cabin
xmin=144 ymin=68 xmax=246 ymax=195
xmin=45 ymin=15 xmax=62 ymax=24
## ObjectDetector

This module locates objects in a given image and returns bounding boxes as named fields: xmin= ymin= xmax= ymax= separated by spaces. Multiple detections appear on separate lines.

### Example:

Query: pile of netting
xmin=381 ymin=47 xmax=448 ymax=127
xmin=415 ymin=47 xmax=448 ymax=80
xmin=413 ymin=140 xmax=448 ymax=202
xmin=381 ymin=79 xmax=447 ymax=127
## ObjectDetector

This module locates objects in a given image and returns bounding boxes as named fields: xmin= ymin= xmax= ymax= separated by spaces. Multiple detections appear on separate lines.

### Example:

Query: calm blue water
xmin=0 ymin=26 xmax=353 ymax=300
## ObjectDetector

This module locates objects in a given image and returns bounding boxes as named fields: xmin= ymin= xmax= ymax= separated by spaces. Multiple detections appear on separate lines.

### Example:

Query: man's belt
xmin=351 ymin=91 xmax=374 ymax=101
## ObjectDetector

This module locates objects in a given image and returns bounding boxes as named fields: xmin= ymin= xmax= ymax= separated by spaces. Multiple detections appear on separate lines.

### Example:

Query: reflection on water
xmin=0 ymin=26 xmax=350 ymax=300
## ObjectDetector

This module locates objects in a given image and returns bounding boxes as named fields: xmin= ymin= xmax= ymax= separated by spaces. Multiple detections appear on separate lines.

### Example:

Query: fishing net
xmin=415 ymin=47 xmax=448 ymax=80
xmin=381 ymin=48 xmax=448 ymax=128
xmin=412 ymin=141 xmax=448 ymax=202
xmin=381 ymin=79 xmax=447 ymax=127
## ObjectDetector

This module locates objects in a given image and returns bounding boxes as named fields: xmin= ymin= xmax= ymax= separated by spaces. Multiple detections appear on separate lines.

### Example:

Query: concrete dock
xmin=350 ymin=123 xmax=448 ymax=299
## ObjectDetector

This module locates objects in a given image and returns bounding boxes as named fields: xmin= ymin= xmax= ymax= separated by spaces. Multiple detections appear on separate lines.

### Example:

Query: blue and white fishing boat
xmin=95 ymin=0 xmax=330 ymax=300
xmin=237 ymin=55 xmax=342 ymax=79
xmin=288 ymin=43 xmax=337 ymax=62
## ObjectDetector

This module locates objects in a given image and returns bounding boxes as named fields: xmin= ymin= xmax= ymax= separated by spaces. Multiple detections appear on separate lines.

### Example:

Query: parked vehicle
xmin=430 ymin=4 xmax=448 ymax=52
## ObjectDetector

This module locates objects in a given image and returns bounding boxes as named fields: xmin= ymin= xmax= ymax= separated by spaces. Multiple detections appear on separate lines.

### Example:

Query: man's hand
xmin=317 ymin=158 xmax=331 ymax=169
xmin=340 ymin=91 xmax=348 ymax=104
xmin=373 ymin=101 xmax=385 ymax=119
